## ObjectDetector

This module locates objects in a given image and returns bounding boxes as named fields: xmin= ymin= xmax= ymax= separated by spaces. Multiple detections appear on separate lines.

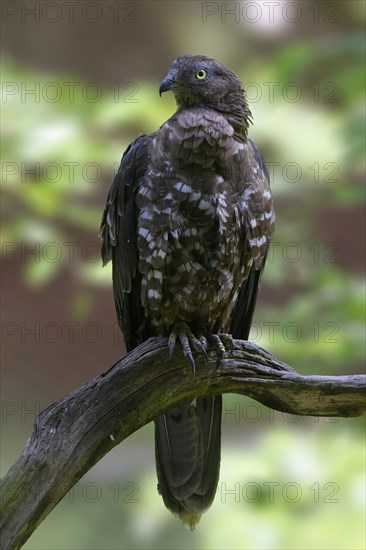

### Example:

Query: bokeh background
xmin=1 ymin=1 xmax=365 ymax=549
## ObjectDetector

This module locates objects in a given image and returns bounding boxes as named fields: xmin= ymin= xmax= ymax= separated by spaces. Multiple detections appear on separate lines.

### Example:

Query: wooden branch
xmin=1 ymin=337 xmax=365 ymax=550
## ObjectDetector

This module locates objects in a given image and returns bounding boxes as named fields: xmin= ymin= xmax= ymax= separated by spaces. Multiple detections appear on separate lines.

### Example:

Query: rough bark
xmin=1 ymin=337 xmax=365 ymax=550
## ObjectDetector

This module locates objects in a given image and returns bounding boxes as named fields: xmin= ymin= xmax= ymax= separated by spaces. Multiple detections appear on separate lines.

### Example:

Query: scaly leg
xmin=207 ymin=333 xmax=235 ymax=366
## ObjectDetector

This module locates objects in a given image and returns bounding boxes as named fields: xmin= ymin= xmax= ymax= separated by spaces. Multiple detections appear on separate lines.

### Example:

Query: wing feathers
xmin=100 ymin=133 xmax=155 ymax=348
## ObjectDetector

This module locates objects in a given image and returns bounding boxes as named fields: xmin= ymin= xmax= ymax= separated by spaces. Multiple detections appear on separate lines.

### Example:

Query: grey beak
xmin=159 ymin=76 xmax=175 ymax=96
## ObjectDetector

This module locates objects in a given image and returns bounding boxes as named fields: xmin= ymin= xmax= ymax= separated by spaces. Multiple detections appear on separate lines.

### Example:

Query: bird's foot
xmin=168 ymin=322 xmax=208 ymax=373
xmin=207 ymin=333 xmax=235 ymax=366
xmin=218 ymin=333 xmax=235 ymax=352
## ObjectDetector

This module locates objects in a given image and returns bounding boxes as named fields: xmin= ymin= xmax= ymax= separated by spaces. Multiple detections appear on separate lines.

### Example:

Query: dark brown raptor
xmin=101 ymin=55 xmax=275 ymax=529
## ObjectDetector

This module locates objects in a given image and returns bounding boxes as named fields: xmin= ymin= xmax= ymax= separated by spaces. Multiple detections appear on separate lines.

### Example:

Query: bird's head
xmin=159 ymin=55 xmax=252 ymax=140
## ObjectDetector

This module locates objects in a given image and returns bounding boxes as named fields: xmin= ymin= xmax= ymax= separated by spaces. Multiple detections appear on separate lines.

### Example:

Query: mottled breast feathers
xmin=101 ymin=106 xmax=274 ymax=345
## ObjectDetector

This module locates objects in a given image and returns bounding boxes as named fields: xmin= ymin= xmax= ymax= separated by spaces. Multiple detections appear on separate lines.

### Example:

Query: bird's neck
xmin=213 ymin=93 xmax=252 ymax=143
xmin=175 ymin=91 xmax=252 ymax=143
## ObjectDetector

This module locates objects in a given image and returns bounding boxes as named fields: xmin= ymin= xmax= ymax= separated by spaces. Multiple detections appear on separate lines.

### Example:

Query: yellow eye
xmin=196 ymin=69 xmax=207 ymax=80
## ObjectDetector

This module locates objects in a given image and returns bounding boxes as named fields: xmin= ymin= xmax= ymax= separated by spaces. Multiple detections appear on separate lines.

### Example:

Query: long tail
xmin=155 ymin=259 xmax=269 ymax=528
xmin=154 ymin=395 xmax=222 ymax=529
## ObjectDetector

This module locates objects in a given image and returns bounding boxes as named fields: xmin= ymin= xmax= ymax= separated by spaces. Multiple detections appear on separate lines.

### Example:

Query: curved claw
xmin=207 ymin=334 xmax=227 ymax=366
xmin=196 ymin=342 xmax=208 ymax=360
xmin=167 ymin=322 xmax=208 ymax=373
xmin=186 ymin=352 xmax=196 ymax=374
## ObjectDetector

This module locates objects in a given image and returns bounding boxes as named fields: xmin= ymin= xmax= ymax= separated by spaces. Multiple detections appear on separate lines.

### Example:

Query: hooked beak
xmin=159 ymin=75 xmax=175 ymax=96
